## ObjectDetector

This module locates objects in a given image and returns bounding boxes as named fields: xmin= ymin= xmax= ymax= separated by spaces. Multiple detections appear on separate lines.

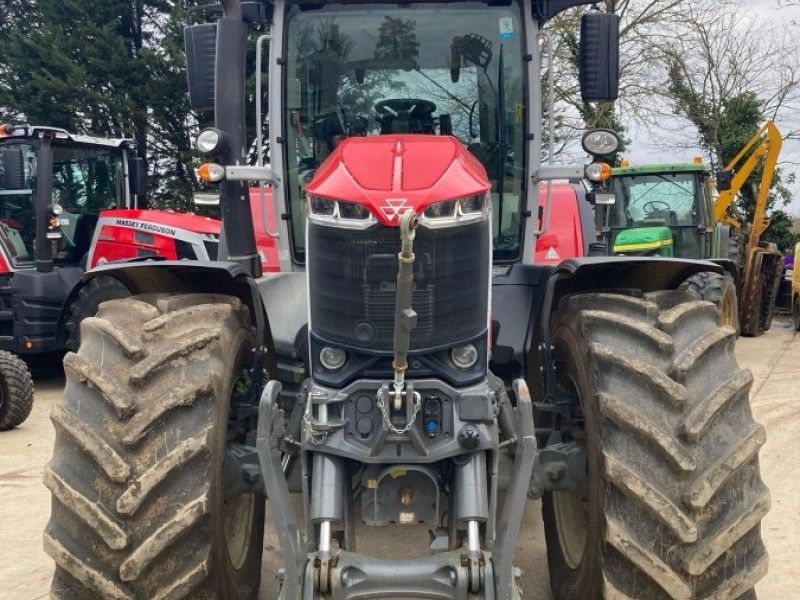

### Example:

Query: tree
xmin=763 ymin=210 xmax=799 ymax=253
xmin=544 ymin=0 xmax=687 ymax=162
xmin=0 ymin=0 xmax=202 ymax=210
xmin=665 ymin=2 xmax=798 ymax=222
xmin=374 ymin=17 xmax=419 ymax=62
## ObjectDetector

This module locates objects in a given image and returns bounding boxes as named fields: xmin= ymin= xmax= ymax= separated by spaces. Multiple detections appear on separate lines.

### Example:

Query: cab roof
xmin=0 ymin=124 xmax=133 ymax=149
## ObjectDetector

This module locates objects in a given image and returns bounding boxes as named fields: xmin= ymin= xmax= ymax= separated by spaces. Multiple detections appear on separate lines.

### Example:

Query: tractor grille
xmin=307 ymin=218 xmax=490 ymax=354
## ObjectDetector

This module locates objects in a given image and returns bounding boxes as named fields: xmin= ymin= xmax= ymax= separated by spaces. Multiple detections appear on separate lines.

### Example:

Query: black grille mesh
xmin=308 ymin=219 xmax=490 ymax=353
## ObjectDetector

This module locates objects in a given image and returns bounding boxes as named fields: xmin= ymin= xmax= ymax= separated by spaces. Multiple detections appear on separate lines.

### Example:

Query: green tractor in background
xmin=594 ymin=122 xmax=783 ymax=336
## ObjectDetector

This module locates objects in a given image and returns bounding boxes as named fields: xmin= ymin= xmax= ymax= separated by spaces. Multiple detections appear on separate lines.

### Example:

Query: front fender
xmin=546 ymin=256 xmax=724 ymax=309
xmin=85 ymin=261 xmax=276 ymax=374
xmin=533 ymin=256 xmax=724 ymax=401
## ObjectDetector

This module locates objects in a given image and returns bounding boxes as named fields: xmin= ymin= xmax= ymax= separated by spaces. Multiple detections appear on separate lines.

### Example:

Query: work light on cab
xmin=582 ymin=128 xmax=621 ymax=157
xmin=196 ymin=127 xmax=227 ymax=155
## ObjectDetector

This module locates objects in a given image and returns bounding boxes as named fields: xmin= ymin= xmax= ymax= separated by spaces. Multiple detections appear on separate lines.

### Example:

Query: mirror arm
xmin=256 ymin=32 xmax=280 ymax=239
xmin=536 ymin=164 xmax=586 ymax=181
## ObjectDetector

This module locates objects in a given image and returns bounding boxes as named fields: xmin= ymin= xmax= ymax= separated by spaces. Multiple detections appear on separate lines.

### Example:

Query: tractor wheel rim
xmin=553 ymin=371 xmax=588 ymax=571
xmin=554 ymin=490 xmax=588 ymax=570
xmin=721 ymin=291 xmax=735 ymax=327
xmin=224 ymin=492 xmax=255 ymax=571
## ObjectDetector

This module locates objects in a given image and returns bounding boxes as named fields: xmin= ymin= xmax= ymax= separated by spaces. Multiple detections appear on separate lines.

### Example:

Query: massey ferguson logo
xmin=114 ymin=218 xmax=177 ymax=237
xmin=379 ymin=198 xmax=411 ymax=222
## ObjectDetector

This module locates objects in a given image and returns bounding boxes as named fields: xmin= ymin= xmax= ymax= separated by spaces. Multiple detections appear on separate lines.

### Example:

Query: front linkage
xmin=258 ymin=378 xmax=536 ymax=599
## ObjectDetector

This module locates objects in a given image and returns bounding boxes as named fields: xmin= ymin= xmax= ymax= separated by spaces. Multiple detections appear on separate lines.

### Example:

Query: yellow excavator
xmin=597 ymin=121 xmax=783 ymax=336
xmin=714 ymin=122 xmax=783 ymax=336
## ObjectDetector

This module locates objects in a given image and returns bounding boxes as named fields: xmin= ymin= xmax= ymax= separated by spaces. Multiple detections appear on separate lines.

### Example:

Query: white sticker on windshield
xmin=499 ymin=17 xmax=514 ymax=41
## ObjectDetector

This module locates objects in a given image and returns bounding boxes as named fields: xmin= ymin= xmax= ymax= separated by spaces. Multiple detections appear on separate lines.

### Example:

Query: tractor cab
xmin=597 ymin=162 xmax=715 ymax=258
xmin=0 ymin=124 xmax=144 ymax=354
xmin=280 ymin=3 xmax=526 ymax=263
xmin=0 ymin=125 xmax=143 ymax=272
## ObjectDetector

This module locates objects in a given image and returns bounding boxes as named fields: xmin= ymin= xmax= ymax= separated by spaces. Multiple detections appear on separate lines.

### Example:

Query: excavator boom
xmin=713 ymin=121 xmax=782 ymax=254
xmin=712 ymin=121 xmax=784 ymax=337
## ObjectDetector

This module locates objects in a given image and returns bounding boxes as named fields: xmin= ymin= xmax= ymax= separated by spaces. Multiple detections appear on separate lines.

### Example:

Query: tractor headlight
xmin=307 ymin=195 xmax=375 ymax=228
xmin=320 ymin=346 xmax=347 ymax=370
xmin=196 ymin=128 xmax=226 ymax=155
xmin=421 ymin=195 xmax=489 ymax=227
xmin=582 ymin=129 xmax=620 ymax=157
xmin=309 ymin=196 xmax=336 ymax=216
xmin=424 ymin=200 xmax=457 ymax=219
xmin=451 ymin=344 xmax=479 ymax=369
xmin=338 ymin=201 xmax=370 ymax=220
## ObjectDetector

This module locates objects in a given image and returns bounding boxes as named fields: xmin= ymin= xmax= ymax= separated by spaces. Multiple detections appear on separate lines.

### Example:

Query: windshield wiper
xmin=412 ymin=67 xmax=473 ymax=113
xmin=654 ymin=174 xmax=692 ymax=192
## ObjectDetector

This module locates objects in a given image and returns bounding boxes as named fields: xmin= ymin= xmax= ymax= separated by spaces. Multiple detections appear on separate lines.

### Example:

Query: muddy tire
xmin=679 ymin=271 xmax=739 ymax=334
xmin=0 ymin=350 xmax=34 ymax=430
xmin=45 ymin=293 xmax=264 ymax=599
xmin=794 ymin=295 xmax=800 ymax=332
xmin=542 ymin=291 xmax=769 ymax=599
xmin=64 ymin=276 xmax=130 ymax=352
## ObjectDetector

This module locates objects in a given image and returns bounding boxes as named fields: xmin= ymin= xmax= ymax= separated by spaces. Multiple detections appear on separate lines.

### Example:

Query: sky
xmin=621 ymin=0 xmax=800 ymax=216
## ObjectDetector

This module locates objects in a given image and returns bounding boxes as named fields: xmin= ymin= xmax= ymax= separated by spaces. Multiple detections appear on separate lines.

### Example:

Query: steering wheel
xmin=643 ymin=200 xmax=672 ymax=216
xmin=375 ymin=99 xmax=436 ymax=119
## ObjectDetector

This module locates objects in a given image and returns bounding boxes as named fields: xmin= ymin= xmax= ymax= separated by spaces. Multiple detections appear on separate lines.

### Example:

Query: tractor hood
xmin=613 ymin=226 xmax=674 ymax=256
xmin=305 ymin=135 xmax=490 ymax=227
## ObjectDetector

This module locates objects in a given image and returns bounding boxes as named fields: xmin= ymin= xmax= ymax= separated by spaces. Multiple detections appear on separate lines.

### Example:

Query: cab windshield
xmin=284 ymin=2 xmax=526 ymax=261
xmin=0 ymin=141 xmax=125 ymax=267
xmin=609 ymin=172 xmax=701 ymax=229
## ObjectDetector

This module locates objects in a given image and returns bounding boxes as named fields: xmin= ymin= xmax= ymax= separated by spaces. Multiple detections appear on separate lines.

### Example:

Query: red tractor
xmin=0 ymin=125 xmax=279 ymax=429
xmin=43 ymin=1 xmax=768 ymax=598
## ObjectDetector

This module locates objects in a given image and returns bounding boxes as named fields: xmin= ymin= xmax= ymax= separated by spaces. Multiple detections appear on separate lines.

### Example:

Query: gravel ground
xmin=1 ymin=318 xmax=797 ymax=600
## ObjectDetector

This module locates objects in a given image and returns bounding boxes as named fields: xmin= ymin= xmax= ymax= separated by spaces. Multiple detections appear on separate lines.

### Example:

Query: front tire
xmin=45 ymin=293 xmax=264 ymax=599
xmin=0 ymin=350 xmax=34 ymax=430
xmin=679 ymin=271 xmax=739 ymax=334
xmin=543 ymin=291 xmax=769 ymax=599
xmin=63 ymin=276 xmax=130 ymax=352
xmin=793 ymin=295 xmax=800 ymax=332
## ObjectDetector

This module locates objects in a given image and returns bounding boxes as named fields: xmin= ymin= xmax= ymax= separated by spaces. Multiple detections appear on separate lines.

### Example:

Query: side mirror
xmin=184 ymin=23 xmax=217 ymax=111
xmin=1 ymin=148 xmax=26 ymax=190
xmin=579 ymin=12 xmax=620 ymax=102
xmin=193 ymin=192 xmax=221 ymax=206
xmin=128 ymin=157 xmax=146 ymax=198
xmin=716 ymin=170 xmax=733 ymax=192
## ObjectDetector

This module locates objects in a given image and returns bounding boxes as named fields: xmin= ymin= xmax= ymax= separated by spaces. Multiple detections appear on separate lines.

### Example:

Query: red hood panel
xmin=338 ymin=138 xmax=395 ymax=191
xmin=534 ymin=184 xmax=584 ymax=264
xmin=306 ymin=135 xmax=491 ymax=226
